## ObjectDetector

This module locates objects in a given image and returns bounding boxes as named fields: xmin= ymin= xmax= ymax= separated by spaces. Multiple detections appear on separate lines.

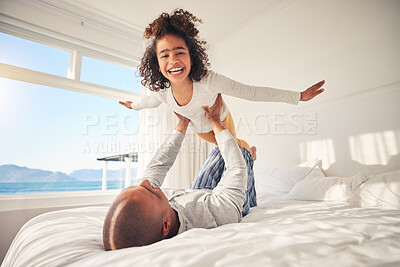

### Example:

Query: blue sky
xmin=0 ymin=32 xmax=141 ymax=173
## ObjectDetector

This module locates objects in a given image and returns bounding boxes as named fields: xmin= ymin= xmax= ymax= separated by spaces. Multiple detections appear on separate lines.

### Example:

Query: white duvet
xmin=3 ymin=191 xmax=400 ymax=267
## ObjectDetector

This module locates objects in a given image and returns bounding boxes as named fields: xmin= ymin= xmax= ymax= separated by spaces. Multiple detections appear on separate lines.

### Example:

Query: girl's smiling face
xmin=156 ymin=34 xmax=192 ymax=87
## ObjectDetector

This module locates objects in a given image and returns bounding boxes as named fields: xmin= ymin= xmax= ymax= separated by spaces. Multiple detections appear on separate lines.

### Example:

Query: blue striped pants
xmin=189 ymin=147 xmax=257 ymax=216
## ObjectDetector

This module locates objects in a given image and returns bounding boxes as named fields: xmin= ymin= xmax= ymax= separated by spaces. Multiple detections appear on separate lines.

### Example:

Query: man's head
xmin=103 ymin=179 xmax=172 ymax=250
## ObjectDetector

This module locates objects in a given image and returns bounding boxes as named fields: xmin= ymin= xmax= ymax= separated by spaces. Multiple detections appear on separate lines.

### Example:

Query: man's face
xmin=119 ymin=179 xmax=170 ymax=218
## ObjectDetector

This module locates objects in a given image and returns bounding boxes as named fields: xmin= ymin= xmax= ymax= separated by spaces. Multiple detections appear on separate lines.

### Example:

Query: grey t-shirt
xmin=136 ymin=130 xmax=247 ymax=234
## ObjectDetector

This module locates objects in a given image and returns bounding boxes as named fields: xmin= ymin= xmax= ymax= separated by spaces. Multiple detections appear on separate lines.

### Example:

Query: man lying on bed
xmin=103 ymin=94 xmax=256 ymax=250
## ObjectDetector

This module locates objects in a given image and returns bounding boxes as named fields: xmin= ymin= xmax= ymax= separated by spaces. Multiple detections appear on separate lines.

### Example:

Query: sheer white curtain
xmin=136 ymin=89 xmax=213 ymax=189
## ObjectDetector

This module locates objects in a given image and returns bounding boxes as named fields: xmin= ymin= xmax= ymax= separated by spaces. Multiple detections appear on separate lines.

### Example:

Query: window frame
xmin=0 ymin=14 xmax=142 ymax=204
xmin=0 ymin=14 xmax=141 ymax=99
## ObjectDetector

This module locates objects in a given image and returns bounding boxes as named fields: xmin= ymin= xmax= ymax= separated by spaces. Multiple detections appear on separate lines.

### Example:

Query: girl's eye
xmin=161 ymin=55 xmax=168 ymax=58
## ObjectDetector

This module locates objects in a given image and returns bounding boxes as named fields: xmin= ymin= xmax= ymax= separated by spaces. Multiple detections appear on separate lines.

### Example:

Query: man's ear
xmin=161 ymin=218 xmax=171 ymax=238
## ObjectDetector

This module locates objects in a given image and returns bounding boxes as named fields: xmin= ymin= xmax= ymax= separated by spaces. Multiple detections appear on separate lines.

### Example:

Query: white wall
xmin=211 ymin=0 xmax=400 ymax=178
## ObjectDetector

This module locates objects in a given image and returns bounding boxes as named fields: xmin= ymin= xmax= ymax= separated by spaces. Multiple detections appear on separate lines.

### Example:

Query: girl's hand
xmin=119 ymin=101 xmax=133 ymax=109
xmin=300 ymin=80 xmax=325 ymax=101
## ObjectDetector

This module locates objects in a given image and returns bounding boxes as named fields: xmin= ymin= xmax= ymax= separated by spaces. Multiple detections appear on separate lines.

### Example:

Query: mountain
xmin=0 ymin=164 xmax=52 ymax=181
xmin=68 ymin=169 xmax=104 ymax=181
xmin=0 ymin=164 xmax=138 ymax=183
xmin=69 ymin=168 xmax=137 ymax=181
xmin=0 ymin=164 xmax=78 ymax=183
xmin=41 ymin=172 xmax=78 ymax=182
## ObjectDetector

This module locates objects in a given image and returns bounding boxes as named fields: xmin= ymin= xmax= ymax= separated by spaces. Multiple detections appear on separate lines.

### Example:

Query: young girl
xmin=120 ymin=9 xmax=324 ymax=160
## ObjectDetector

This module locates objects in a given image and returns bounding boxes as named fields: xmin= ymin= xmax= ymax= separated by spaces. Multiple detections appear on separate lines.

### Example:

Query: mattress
xmin=3 ymin=191 xmax=400 ymax=267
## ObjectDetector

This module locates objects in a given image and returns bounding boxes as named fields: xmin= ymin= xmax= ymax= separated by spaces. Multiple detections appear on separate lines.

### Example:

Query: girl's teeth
xmin=169 ymin=68 xmax=183 ymax=74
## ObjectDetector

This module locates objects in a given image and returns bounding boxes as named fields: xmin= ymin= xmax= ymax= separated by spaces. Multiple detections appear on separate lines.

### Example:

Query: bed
xmin=3 ymin=164 xmax=400 ymax=267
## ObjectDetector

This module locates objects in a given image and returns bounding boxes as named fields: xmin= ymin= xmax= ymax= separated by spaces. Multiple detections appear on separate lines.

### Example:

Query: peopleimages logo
xmin=80 ymin=139 xmax=211 ymax=154
xmin=81 ymin=111 xmax=317 ymax=136
xmin=81 ymin=112 xmax=140 ymax=136
xmin=80 ymin=111 xmax=317 ymax=153
xmin=234 ymin=112 xmax=317 ymax=135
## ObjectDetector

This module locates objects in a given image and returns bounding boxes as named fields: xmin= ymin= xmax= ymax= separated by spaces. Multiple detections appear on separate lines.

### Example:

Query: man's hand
xmin=119 ymin=101 xmax=133 ymax=109
xmin=300 ymin=80 xmax=325 ymax=101
xmin=203 ymin=93 xmax=225 ymax=134
xmin=174 ymin=112 xmax=190 ymax=134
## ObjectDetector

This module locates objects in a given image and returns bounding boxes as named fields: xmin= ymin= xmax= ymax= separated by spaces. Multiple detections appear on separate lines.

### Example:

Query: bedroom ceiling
xmin=53 ymin=0 xmax=282 ymax=46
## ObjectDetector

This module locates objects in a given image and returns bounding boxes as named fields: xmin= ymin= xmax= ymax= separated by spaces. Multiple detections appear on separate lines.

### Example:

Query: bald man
xmin=103 ymin=94 xmax=256 ymax=250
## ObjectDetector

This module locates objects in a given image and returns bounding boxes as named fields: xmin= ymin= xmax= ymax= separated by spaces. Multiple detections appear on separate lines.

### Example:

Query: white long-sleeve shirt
xmin=135 ymin=129 xmax=247 ymax=234
xmin=131 ymin=71 xmax=301 ymax=133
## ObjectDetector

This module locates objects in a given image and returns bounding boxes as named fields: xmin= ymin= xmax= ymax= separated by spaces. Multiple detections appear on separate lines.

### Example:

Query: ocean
xmin=0 ymin=180 xmax=131 ymax=194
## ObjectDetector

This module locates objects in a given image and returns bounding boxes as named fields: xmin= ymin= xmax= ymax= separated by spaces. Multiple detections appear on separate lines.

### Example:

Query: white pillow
xmin=349 ymin=170 xmax=400 ymax=209
xmin=256 ymin=160 xmax=323 ymax=194
xmin=284 ymin=171 xmax=367 ymax=201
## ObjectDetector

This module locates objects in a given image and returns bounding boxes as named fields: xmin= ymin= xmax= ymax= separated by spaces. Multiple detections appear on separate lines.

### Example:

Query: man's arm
xmin=136 ymin=114 xmax=190 ymax=188
xmin=203 ymin=94 xmax=248 ymax=214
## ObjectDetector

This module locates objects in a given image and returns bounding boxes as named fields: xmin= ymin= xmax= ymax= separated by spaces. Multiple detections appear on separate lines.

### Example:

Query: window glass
xmin=0 ymin=32 xmax=69 ymax=76
xmin=81 ymin=56 xmax=141 ymax=93
xmin=0 ymin=78 xmax=139 ymax=194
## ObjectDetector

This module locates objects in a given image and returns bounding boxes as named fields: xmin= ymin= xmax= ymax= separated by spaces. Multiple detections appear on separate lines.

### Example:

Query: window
xmin=0 ymin=32 xmax=140 ymax=195
xmin=0 ymin=32 xmax=69 ymax=76
xmin=81 ymin=56 xmax=141 ymax=93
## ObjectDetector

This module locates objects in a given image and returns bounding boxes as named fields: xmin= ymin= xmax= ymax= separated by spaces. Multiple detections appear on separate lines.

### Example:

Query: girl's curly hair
xmin=138 ymin=9 xmax=210 ymax=91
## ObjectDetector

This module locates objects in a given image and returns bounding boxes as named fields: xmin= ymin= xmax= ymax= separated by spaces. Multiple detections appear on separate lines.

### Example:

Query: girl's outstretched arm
xmin=118 ymin=94 xmax=162 ymax=110
xmin=209 ymin=72 xmax=325 ymax=105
